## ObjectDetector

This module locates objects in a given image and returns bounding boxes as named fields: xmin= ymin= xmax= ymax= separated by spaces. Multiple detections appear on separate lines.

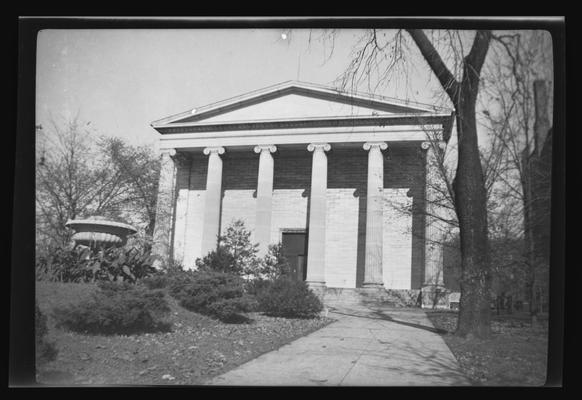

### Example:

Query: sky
xmin=36 ymin=29 xmax=446 ymax=152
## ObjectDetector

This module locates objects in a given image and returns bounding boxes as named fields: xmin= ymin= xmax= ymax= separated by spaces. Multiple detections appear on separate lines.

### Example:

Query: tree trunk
xmin=454 ymin=88 xmax=492 ymax=338
xmin=406 ymin=29 xmax=493 ymax=338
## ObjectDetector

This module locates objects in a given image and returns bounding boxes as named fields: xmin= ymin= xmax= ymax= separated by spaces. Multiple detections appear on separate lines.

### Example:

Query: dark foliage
xmin=36 ymin=301 xmax=58 ymax=365
xmin=36 ymin=246 xmax=158 ymax=284
xmin=53 ymin=281 xmax=171 ymax=335
xmin=256 ymin=277 xmax=323 ymax=319
xmin=139 ymin=273 xmax=170 ymax=290
xmin=244 ymin=278 xmax=273 ymax=297
xmin=35 ymin=246 xmax=90 ymax=283
xmin=168 ymin=270 xmax=255 ymax=322
xmin=195 ymin=246 xmax=239 ymax=275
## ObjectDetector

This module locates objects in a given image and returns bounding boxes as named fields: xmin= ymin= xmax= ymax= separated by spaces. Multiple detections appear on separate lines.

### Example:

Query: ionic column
xmin=200 ymin=146 xmax=225 ymax=256
xmin=363 ymin=142 xmax=388 ymax=287
xmin=152 ymin=148 xmax=178 ymax=268
xmin=254 ymin=145 xmax=277 ymax=255
xmin=306 ymin=143 xmax=331 ymax=288
xmin=172 ymin=153 xmax=193 ymax=265
xmin=422 ymin=141 xmax=446 ymax=286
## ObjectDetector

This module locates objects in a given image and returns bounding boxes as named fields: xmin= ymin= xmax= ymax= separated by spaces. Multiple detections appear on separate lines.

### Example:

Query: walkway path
xmin=206 ymin=305 xmax=471 ymax=386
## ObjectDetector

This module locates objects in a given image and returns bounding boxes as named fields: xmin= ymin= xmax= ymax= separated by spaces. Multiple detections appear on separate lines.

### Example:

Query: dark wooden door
xmin=281 ymin=232 xmax=308 ymax=281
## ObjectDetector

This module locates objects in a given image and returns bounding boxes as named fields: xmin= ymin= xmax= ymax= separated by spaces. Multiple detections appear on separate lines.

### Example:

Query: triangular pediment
xmin=152 ymin=81 xmax=448 ymax=128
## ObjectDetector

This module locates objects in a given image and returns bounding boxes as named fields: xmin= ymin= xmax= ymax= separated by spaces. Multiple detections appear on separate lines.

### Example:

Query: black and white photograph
xmin=11 ymin=16 xmax=566 ymax=387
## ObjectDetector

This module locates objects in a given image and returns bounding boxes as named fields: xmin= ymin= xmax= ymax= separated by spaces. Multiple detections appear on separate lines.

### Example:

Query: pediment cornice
xmin=155 ymin=113 xmax=452 ymax=135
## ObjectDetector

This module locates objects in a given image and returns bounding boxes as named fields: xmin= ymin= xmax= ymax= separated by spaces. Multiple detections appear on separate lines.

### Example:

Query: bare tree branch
xmin=406 ymin=29 xmax=460 ymax=103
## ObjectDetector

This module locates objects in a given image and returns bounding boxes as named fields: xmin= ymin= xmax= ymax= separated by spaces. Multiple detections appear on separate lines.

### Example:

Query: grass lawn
xmin=426 ymin=310 xmax=548 ymax=386
xmin=36 ymin=281 xmax=333 ymax=386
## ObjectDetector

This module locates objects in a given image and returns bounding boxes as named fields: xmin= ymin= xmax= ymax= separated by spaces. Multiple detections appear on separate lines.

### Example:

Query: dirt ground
xmin=36 ymin=282 xmax=333 ymax=386
xmin=426 ymin=310 xmax=549 ymax=386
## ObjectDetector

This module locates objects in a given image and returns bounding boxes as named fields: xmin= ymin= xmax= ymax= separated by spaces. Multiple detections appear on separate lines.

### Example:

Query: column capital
xmin=307 ymin=143 xmax=331 ymax=152
xmin=160 ymin=148 xmax=177 ymax=157
xmin=363 ymin=142 xmax=388 ymax=151
xmin=421 ymin=141 xmax=446 ymax=151
xmin=203 ymin=146 xmax=225 ymax=156
xmin=254 ymin=145 xmax=277 ymax=154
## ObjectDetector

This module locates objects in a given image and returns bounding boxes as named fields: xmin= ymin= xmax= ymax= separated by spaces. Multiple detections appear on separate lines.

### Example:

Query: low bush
xmin=140 ymin=273 xmax=169 ymax=290
xmin=36 ymin=246 xmax=158 ymax=284
xmin=194 ymin=220 xmax=262 ymax=277
xmin=53 ymin=281 xmax=171 ymax=335
xmin=169 ymin=270 xmax=255 ymax=322
xmin=89 ymin=247 xmax=158 ymax=283
xmin=36 ymin=301 xmax=58 ymax=365
xmin=256 ymin=277 xmax=323 ymax=318
xmin=36 ymin=246 xmax=90 ymax=283
xmin=244 ymin=278 xmax=272 ymax=297
xmin=139 ymin=261 xmax=190 ymax=290
xmin=195 ymin=246 xmax=238 ymax=274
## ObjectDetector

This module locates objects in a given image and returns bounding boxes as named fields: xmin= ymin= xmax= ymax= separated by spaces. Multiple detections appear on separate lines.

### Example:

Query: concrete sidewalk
xmin=206 ymin=305 xmax=471 ymax=386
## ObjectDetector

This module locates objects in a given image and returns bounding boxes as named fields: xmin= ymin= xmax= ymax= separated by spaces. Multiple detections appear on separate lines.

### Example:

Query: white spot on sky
xmin=191 ymin=108 xmax=197 ymax=114
xmin=281 ymin=33 xmax=287 ymax=40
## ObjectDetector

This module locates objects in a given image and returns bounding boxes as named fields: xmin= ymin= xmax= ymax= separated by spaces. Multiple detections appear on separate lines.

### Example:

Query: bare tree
xmin=480 ymin=31 xmax=553 ymax=322
xmin=36 ymin=117 xmax=128 ymax=251
xmin=328 ymin=29 xmax=494 ymax=338
xmin=36 ymin=117 xmax=161 ymax=254
xmin=290 ymin=28 xmax=552 ymax=336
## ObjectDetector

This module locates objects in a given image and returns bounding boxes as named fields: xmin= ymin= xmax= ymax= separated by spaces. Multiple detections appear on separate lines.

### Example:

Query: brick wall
xmin=172 ymin=144 xmax=426 ymax=288
xmin=220 ymin=152 xmax=259 ymax=239
xmin=270 ymin=150 xmax=312 ymax=242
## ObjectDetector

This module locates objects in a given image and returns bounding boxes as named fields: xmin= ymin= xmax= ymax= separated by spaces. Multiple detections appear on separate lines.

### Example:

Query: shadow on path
xmin=329 ymin=307 xmax=449 ymax=335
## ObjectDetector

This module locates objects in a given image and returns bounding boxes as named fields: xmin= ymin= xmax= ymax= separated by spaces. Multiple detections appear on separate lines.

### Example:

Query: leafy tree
xmin=99 ymin=137 xmax=161 ymax=238
xmin=36 ymin=117 xmax=161 ymax=255
xmin=195 ymin=219 xmax=261 ymax=277
xmin=194 ymin=220 xmax=295 ymax=284
xmin=36 ymin=117 xmax=128 ymax=251
xmin=259 ymin=243 xmax=291 ymax=280
xmin=221 ymin=219 xmax=261 ymax=276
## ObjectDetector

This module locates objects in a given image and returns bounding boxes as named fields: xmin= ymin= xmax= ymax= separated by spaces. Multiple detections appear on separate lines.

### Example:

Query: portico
xmin=151 ymin=81 xmax=453 ymax=305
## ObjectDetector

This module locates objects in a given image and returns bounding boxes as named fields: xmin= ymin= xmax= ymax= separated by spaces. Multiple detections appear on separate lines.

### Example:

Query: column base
xmin=421 ymin=285 xmax=450 ymax=309
xmin=357 ymin=285 xmax=388 ymax=306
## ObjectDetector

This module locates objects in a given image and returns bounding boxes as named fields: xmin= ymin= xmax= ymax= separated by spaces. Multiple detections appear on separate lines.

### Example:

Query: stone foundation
xmin=323 ymin=287 xmax=422 ymax=309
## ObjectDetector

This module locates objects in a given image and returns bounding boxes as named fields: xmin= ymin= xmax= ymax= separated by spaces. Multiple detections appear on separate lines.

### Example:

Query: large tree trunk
xmin=407 ymin=29 xmax=492 ymax=338
xmin=454 ymin=85 xmax=492 ymax=338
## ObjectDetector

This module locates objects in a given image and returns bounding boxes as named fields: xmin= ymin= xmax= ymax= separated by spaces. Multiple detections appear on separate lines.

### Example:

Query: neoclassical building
xmin=150 ymin=81 xmax=454 ymax=307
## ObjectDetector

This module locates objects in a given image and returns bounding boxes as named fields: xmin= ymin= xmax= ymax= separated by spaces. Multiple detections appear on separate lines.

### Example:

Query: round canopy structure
xmin=65 ymin=217 xmax=137 ymax=248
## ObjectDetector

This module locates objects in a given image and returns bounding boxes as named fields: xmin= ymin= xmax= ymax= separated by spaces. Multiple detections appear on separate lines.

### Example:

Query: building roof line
xmin=151 ymin=80 xmax=453 ymax=127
